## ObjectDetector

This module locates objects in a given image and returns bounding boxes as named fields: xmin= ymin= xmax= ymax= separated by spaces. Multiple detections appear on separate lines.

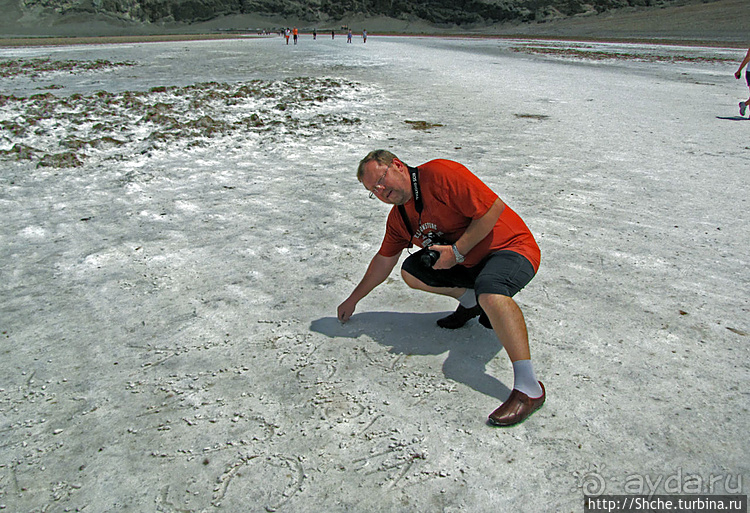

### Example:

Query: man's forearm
xmin=338 ymin=252 xmax=399 ymax=322
xmin=454 ymin=199 xmax=505 ymax=256
xmin=347 ymin=253 xmax=399 ymax=302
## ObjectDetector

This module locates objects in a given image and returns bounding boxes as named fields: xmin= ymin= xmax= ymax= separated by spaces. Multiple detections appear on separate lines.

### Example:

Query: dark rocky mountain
xmin=16 ymin=0 xmax=687 ymax=27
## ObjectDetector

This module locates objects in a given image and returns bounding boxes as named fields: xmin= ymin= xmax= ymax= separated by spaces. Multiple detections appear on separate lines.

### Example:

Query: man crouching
xmin=337 ymin=150 xmax=545 ymax=426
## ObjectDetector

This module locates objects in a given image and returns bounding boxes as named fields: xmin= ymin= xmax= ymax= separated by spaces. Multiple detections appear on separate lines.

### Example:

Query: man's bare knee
xmin=401 ymin=268 xmax=422 ymax=289
xmin=478 ymin=292 xmax=511 ymax=309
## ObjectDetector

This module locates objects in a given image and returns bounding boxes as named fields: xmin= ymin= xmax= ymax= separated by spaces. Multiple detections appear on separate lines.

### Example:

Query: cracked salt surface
xmin=0 ymin=36 xmax=748 ymax=512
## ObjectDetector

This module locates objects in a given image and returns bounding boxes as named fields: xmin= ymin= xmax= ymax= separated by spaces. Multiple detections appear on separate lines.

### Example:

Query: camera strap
xmin=397 ymin=165 xmax=423 ymax=248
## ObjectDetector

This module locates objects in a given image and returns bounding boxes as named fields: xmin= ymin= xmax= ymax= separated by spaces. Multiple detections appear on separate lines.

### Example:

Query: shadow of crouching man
xmin=310 ymin=311 xmax=512 ymax=402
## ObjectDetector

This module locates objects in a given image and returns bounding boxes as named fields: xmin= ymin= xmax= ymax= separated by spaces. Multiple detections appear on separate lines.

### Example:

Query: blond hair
xmin=357 ymin=149 xmax=398 ymax=182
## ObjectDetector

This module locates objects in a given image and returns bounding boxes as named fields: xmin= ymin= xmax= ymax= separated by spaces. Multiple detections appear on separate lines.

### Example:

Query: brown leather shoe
xmin=488 ymin=382 xmax=545 ymax=427
xmin=437 ymin=304 xmax=481 ymax=329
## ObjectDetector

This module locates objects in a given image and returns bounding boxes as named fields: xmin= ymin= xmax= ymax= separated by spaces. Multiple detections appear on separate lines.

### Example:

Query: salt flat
xmin=0 ymin=36 xmax=748 ymax=512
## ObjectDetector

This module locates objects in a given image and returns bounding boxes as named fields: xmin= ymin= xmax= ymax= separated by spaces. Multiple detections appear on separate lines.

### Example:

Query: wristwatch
xmin=451 ymin=244 xmax=465 ymax=264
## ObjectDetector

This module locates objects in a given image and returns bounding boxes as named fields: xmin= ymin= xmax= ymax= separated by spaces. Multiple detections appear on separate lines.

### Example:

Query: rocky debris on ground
xmin=0 ymin=61 xmax=367 ymax=168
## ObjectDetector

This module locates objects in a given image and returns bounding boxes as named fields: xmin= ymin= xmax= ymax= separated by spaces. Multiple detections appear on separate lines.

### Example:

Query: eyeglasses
xmin=367 ymin=166 xmax=389 ymax=199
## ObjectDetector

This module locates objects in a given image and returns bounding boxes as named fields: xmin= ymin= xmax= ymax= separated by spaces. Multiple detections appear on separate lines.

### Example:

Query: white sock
xmin=457 ymin=289 xmax=477 ymax=309
xmin=512 ymin=359 xmax=543 ymax=398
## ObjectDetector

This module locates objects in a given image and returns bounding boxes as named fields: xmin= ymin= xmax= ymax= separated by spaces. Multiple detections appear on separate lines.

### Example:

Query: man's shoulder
xmin=419 ymin=158 xmax=463 ymax=170
xmin=419 ymin=159 xmax=473 ymax=181
xmin=420 ymin=158 xmax=496 ymax=201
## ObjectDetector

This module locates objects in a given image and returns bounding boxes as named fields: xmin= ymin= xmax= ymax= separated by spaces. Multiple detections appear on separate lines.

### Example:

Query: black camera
xmin=420 ymin=249 xmax=440 ymax=268
xmin=419 ymin=233 xmax=446 ymax=268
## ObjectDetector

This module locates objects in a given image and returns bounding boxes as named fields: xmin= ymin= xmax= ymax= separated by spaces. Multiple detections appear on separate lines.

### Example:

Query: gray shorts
xmin=401 ymin=249 xmax=535 ymax=297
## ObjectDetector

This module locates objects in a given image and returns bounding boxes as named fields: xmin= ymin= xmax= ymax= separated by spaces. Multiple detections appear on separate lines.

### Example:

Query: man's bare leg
xmin=479 ymin=293 xmax=545 ymax=426
xmin=401 ymin=270 xmax=481 ymax=328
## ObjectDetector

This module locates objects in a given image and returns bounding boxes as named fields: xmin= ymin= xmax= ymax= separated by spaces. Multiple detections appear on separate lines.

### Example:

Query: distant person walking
xmin=363 ymin=29 xmax=367 ymax=43
xmin=347 ymin=29 xmax=353 ymax=43
xmin=332 ymin=30 xmax=335 ymax=39
xmin=293 ymin=27 xmax=298 ymax=45
xmin=735 ymin=48 xmax=750 ymax=116
xmin=285 ymin=28 xmax=290 ymax=45
xmin=313 ymin=28 xmax=317 ymax=40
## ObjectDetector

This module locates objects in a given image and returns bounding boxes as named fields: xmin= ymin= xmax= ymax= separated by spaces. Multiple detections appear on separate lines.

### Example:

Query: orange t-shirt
xmin=378 ymin=159 xmax=540 ymax=271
